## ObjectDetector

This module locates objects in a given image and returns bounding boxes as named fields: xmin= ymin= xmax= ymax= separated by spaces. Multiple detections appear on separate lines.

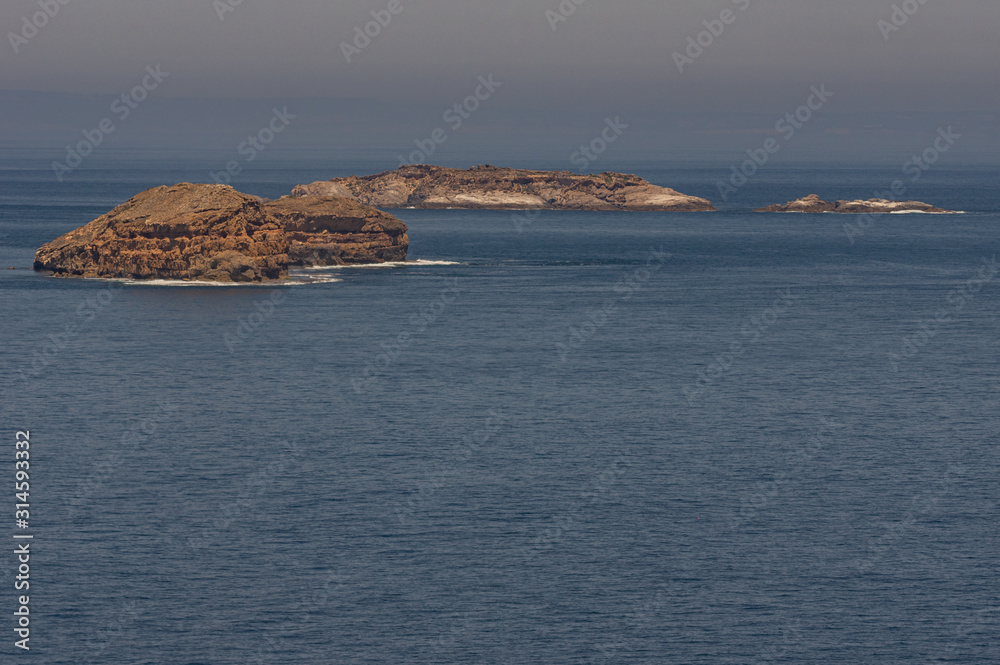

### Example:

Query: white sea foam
xmin=888 ymin=210 xmax=964 ymax=214
xmin=117 ymin=279 xmax=267 ymax=287
xmin=811 ymin=210 xmax=964 ymax=215
xmin=66 ymin=260 xmax=455 ymax=286
xmin=306 ymin=259 xmax=461 ymax=271
xmin=115 ymin=275 xmax=342 ymax=286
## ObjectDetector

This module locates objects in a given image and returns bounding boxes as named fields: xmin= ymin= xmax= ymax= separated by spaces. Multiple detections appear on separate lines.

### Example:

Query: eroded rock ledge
xmin=33 ymin=183 xmax=409 ymax=282
xmin=756 ymin=194 xmax=955 ymax=214
xmin=292 ymin=164 xmax=716 ymax=212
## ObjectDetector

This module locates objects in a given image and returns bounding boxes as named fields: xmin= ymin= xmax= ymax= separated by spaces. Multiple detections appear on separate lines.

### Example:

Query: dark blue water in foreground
xmin=1 ymin=151 xmax=998 ymax=664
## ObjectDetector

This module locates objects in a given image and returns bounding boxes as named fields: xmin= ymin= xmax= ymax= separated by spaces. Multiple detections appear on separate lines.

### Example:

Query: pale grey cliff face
xmin=292 ymin=165 xmax=717 ymax=212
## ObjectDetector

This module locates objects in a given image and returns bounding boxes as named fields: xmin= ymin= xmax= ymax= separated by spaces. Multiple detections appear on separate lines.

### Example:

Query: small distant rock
xmin=756 ymin=194 xmax=955 ymax=214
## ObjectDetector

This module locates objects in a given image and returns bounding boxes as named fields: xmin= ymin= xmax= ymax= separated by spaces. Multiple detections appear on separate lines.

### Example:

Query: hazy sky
xmin=2 ymin=0 xmax=997 ymax=111
xmin=2 ymin=0 xmax=998 ymax=162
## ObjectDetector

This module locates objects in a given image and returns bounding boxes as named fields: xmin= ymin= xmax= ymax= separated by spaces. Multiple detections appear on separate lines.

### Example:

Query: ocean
xmin=1 ymin=149 xmax=998 ymax=664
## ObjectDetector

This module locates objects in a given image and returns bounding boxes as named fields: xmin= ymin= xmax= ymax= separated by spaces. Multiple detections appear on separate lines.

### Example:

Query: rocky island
xmin=292 ymin=164 xmax=716 ymax=212
xmin=34 ymin=183 xmax=409 ymax=282
xmin=756 ymin=194 xmax=955 ymax=214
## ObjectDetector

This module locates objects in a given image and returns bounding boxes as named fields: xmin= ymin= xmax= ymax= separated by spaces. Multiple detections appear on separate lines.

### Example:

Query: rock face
xmin=263 ymin=195 xmax=408 ymax=268
xmin=756 ymin=194 xmax=954 ymax=214
xmin=34 ymin=183 xmax=408 ymax=282
xmin=292 ymin=164 xmax=716 ymax=212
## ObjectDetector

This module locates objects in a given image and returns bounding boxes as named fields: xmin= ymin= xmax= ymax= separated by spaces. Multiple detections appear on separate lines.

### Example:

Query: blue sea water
xmin=1 ymin=150 xmax=998 ymax=664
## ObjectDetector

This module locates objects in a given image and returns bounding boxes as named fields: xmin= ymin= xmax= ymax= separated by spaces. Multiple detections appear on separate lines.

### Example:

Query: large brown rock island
xmin=33 ymin=183 xmax=409 ymax=282
xmin=292 ymin=164 xmax=716 ymax=212
xmin=756 ymin=194 xmax=956 ymax=214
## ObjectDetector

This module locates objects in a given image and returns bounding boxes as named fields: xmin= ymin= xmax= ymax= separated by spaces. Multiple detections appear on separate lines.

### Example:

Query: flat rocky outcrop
xmin=292 ymin=164 xmax=716 ymax=212
xmin=756 ymin=194 xmax=954 ymax=214
xmin=33 ymin=183 xmax=408 ymax=282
